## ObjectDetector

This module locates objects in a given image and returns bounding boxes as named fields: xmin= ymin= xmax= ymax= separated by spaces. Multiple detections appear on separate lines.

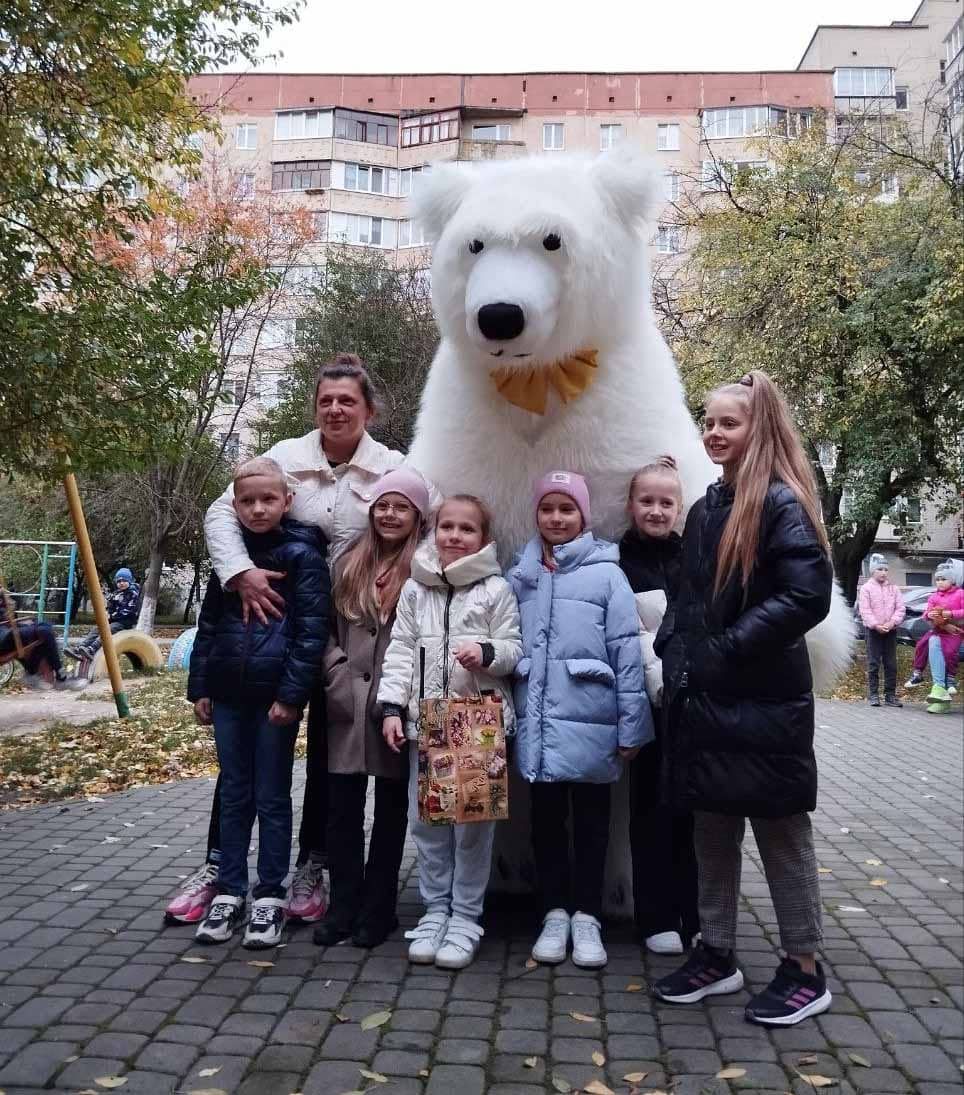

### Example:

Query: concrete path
xmin=0 ymin=700 xmax=960 ymax=1093
xmin=0 ymin=679 xmax=153 ymax=739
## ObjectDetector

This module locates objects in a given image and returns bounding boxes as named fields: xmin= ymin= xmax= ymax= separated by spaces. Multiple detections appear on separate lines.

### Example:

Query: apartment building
xmin=946 ymin=8 xmax=964 ymax=171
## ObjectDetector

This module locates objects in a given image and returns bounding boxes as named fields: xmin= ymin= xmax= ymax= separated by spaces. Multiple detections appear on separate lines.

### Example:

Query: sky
xmin=248 ymin=0 xmax=921 ymax=74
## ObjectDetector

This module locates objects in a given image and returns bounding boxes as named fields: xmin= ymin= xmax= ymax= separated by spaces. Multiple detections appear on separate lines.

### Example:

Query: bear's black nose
xmin=477 ymin=302 xmax=525 ymax=341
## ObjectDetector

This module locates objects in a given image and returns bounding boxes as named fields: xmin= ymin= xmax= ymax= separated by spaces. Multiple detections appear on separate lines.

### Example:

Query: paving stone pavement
xmin=0 ymin=699 xmax=961 ymax=1094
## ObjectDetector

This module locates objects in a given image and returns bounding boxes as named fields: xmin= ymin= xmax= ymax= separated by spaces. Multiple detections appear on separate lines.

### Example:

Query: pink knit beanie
xmin=370 ymin=467 xmax=431 ymax=517
xmin=534 ymin=470 xmax=591 ymax=528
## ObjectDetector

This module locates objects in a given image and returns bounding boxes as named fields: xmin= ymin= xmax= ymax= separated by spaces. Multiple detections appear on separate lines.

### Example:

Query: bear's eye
xmin=543 ymin=233 xmax=562 ymax=252
xmin=468 ymin=239 xmax=484 ymax=254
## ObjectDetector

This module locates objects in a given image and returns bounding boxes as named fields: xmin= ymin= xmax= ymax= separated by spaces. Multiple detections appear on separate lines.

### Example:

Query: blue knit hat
xmin=114 ymin=568 xmax=134 ymax=584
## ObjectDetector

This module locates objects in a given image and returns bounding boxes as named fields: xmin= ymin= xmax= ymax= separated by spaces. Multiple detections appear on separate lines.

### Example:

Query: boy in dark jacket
xmin=188 ymin=457 xmax=330 ymax=949
xmin=66 ymin=568 xmax=140 ymax=660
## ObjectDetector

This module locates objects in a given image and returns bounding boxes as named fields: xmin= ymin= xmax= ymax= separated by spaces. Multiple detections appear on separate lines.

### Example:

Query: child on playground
xmin=313 ymin=469 xmax=430 ymax=950
xmin=653 ymin=371 xmax=833 ymax=1027
xmin=905 ymin=560 xmax=963 ymax=709
xmin=0 ymin=587 xmax=86 ymax=691
xmin=66 ymin=568 xmax=140 ymax=660
xmin=187 ymin=457 xmax=330 ymax=949
xmin=618 ymin=457 xmax=699 ymax=956
xmin=858 ymin=553 xmax=905 ymax=708
xmin=379 ymin=494 xmax=522 ymax=969
xmin=508 ymin=471 xmax=652 ymax=969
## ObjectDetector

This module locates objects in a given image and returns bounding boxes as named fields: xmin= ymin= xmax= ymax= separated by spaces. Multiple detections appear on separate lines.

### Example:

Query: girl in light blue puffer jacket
xmin=507 ymin=471 xmax=653 ymax=970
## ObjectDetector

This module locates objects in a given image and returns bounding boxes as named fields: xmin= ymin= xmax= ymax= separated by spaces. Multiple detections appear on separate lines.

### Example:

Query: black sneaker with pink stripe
xmin=653 ymin=941 xmax=745 ymax=1004
xmin=744 ymin=956 xmax=832 ymax=1026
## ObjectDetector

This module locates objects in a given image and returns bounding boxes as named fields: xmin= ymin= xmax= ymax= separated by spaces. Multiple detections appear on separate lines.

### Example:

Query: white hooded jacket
xmin=376 ymin=540 xmax=523 ymax=737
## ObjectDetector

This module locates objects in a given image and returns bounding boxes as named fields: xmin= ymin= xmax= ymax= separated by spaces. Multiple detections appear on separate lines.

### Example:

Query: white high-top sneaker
xmin=571 ymin=911 xmax=607 ymax=968
xmin=405 ymin=911 xmax=450 ymax=964
xmin=531 ymin=908 xmax=570 ymax=964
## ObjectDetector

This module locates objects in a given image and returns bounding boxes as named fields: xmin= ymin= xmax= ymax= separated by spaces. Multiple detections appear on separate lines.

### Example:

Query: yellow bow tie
xmin=490 ymin=350 xmax=599 ymax=415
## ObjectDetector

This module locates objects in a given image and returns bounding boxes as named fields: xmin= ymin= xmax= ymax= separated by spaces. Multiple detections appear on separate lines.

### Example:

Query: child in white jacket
xmin=379 ymin=495 xmax=522 ymax=969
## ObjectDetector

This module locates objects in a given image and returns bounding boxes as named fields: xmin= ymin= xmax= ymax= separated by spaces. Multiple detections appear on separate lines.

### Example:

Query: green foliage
xmin=258 ymin=247 xmax=438 ymax=453
xmin=0 ymin=0 xmax=298 ymax=478
xmin=659 ymin=115 xmax=964 ymax=595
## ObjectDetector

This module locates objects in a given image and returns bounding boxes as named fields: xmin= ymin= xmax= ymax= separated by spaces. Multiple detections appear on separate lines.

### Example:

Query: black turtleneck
xmin=618 ymin=527 xmax=682 ymax=601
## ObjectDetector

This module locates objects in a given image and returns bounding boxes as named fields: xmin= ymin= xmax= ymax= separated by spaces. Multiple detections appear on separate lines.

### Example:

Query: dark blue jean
xmin=213 ymin=701 xmax=298 ymax=899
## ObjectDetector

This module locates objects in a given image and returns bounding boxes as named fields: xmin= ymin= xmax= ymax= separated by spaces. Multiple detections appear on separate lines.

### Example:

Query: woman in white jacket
xmin=379 ymin=496 xmax=522 ymax=969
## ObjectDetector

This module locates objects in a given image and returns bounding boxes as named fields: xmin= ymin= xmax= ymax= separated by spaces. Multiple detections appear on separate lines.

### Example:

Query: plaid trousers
xmin=694 ymin=811 xmax=823 ymax=954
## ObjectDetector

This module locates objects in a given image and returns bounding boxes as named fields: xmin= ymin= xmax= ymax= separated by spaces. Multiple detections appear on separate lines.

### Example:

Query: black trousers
xmin=530 ymin=781 xmax=611 ymax=920
xmin=866 ymin=629 xmax=898 ymax=698
xmin=206 ymin=682 xmax=329 ymax=865
xmin=326 ymin=772 xmax=409 ymax=931
xmin=629 ymin=739 xmax=699 ymax=940
xmin=0 ymin=622 xmax=62 ymax=675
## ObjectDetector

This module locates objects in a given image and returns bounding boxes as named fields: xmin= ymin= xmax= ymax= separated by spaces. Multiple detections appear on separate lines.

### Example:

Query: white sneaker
xmin=948 ymin=685 xmax=958 ymax=697
xmin=54 ymin=674 xmax=87 ymax=691
xmin=571 ymin=911 xmax=607 ymax=968
xmin=646 ymin=930 xmax=684 ymax=955
xmin=405 ymin=911 xmax=450 ymax=964
xmin=435 ymin=915 xmax=483 ymax=970
xmin=195 ymin=894 xmax=245 ymax=944
xmin=532 ymin=908 xmax=570 ymax=964
xmin=21 ymin=672 xmax=52 ymax=691
xmin=243 ymin=897 xmax=286 ymax=949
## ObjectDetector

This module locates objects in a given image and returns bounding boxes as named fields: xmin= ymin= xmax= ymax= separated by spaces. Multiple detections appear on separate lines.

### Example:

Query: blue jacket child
xmin=507 ymin=471 xmax=652 ymax=968
xmin=107 ymin=568 xmax=140 ymax=627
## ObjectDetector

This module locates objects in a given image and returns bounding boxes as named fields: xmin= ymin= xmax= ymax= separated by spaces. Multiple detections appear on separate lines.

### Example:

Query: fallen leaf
xmin=551 ymin=1076 xmax=572 ymax=1093
xmin=198 ymin=1068 xmax=222 ymax=1077
xmin=625 ymin=983 xmax=643 ymax=992
xmin=247 ymin=960 xmax=274 ymax=968
xmin=419 ymin=1070 xmax=429 ymax=1077
xmin=817 ymin=867 xmax=832 ymax=875
xmin=938 ymin=877 xmax=949 ymax=884
xmin=797 ymin=1055 xmax=818 ymax=1065
xmin=869 ymin=879 xmax=888 ymax=887
xmin=93 ymin=1080 xmax=127 ymax=1090
xmin=583 ymin=1082 xmax=614 ymax=1095
xmin=848 ymin=1053 xmax=870 ymax=1068
xmin=103 ymin=836 xmax=119 ymax=844
xmin=359 ymin=1069 xmax=388 ymax=1083
xmin=865 ymin=858 xmax=882 ymax=866
xmin=180 ymin=955 xmax=208 ymax=963
xmin=149 ymin=843 xmax=169 ymax=849
xmin=717 ymin=1068 xmax=747 ymax=1079
xmin=591 ymin=1050 xmax=606 ymax=1066
xmin=930 ymin=996 xmax=942 ymax=1003
xmin=622 ymin=1074 xmax=647 ymax=1084
xmin=524 ymin=1057 xmax=539 ymax=1068
xmin=839 ymin=827 xmax=850 ymax=834
xmin=569 ymin=1011 xmax=598 ymax=1023
xmin=524 ymin=957 xmax=537 ymax=970
xmin=69 ymin=883 xmax=89 ymax=892
xmin=360 ymin=1009 xmax=392 ymax=1030
xmin=836 ymin=905 xmax=866 ymax=913
xmin=334 ymin=1012 xmax=350 ymax=1023
xmin=797 ymin=1075 xmax=838 ymax=1089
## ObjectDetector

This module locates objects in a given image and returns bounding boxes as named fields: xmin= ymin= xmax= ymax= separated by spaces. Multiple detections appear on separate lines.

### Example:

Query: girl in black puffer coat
xmin=653 ymin=371 xmax=834 ymax=1030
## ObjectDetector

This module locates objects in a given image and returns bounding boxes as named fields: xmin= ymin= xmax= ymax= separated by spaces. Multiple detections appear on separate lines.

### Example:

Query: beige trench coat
xmin=324 ymin=610 xmax=406 ymax=781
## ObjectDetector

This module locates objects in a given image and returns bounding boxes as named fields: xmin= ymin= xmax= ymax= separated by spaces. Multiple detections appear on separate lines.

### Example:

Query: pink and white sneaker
xmin=164 ymin=862 xmax=219 ymax=925
xmin=286 ymin=857 xmax=328 ymax=923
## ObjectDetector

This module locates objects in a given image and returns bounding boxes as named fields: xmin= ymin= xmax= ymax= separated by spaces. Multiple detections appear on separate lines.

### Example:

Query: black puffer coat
xmin=656 ymin=480 xmax=832 ymax=818
xmin=188 ymin=519 xmax=331 ymax=709
xmin=619 ymin=528 xmax=682 ymax=599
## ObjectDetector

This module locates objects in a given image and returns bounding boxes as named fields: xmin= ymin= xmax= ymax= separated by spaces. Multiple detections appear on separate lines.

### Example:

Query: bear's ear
xmin=590 ymin=145 xmax=660 ymax=227
xmin=412 ymin=163 xmax=475 ymax=244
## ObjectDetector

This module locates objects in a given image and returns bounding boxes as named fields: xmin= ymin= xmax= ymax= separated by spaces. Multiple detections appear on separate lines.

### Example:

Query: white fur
xmin=410 ymin=149 xmax=854 ymax=914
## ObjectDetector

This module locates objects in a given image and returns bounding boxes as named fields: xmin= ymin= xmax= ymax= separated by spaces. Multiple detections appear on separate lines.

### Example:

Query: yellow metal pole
xmin=62 ymin=471 xmax=130 ymax=717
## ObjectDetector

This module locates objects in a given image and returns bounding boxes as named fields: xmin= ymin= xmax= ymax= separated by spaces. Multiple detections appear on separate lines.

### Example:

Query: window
xmin=328 ymin=212 xmax=397 ymax=248
xmin=948 ymin=20 xmax=963 ymax=65
xmin=657 ymin=123 xmax=680 ymax=151
xmin=543 ymin=123 xmax=565 ymax=150
xmin=400 ymin=166 xmax=429 ymax=197
xmin=833 ymin=67 xmax=895 ymax=98
xmin=271 ymin=159 xmax=330 ymax=191
xmin=334 ymin=109 xmax=398 ymax=146
xmin=220 ymin=433 xmax=240 ymax=462
xmin=473 ymin=124 xmax=513 ymax=141
xmin=274 ymin=109 xmax=333 ymax=140
xmin=703 ymin=106 xmax=770 ymax=139
xmin=283 ymin=265 xmax=325 ymax=292
xmin=895 ymin=86 xmax=909 ymax=111
xmin=343 ymin=163 xmax=396 ymax=194
xmin=186 ymin=132 xmax=204 ymax=152
xmin=701 ymin=159 xmax=769 ymax=190
xmin=880 ymin=172 xmax=899 ymax=197
xmin=237 ymin=172 xmax=255 ymax=198
xmin=398 ymin=219 xmax=426 ymax=248
xmin=312 ymin=211 xmax=328 ymax=239
xmin=887 ymin=496 xmax=921 ymax=525
xmin=401 ymin=111 xmax=458 ymax=147
xmin=599 ymin=124 xmax=623 ymax=151
xmin=905 ymin=571 xmax=932 ymax=587
xmin=662 ymin=172 xmax=680 ymax=201
xmin=232 ymin=378 xmax=247 ymax=405
xmin=235 ymin=123 xmax=257 ymax=150
xmin=656 ymin=226 xmax=681 ymax=254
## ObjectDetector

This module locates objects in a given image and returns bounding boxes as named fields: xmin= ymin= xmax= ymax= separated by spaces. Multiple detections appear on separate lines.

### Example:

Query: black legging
xmin=0 ymin=622 xmax=63 ymax=676
xmin=205 ymin=682 xmax=328 ymax=865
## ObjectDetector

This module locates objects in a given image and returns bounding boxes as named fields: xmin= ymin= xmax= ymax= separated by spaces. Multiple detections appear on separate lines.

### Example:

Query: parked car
xmin=853 ymin=585 xmax=934 ymax=645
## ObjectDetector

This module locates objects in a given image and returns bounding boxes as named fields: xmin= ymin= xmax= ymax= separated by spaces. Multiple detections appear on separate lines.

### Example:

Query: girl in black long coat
xmin=653 ymin=371 xmax=833 ymax=1028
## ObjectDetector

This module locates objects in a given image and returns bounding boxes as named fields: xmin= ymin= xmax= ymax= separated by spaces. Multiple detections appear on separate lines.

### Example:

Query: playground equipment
xmin=84 ymin=630 xmax=164 ymax=681
xmin=0 ymin=584 xmax=44 ymax=689
xmin=0 ymin=539 xmax=77 ymax=642
xmin=166 ymin=626 xmax=198 ymax=671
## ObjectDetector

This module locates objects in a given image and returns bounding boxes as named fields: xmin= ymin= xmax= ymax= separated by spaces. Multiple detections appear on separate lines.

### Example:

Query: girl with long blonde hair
xmin=652 ymin=370 xmax=834 ymax=1028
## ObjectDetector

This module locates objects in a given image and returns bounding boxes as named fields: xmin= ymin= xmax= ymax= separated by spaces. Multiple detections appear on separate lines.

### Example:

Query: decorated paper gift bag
xmin=417 ymin=692 xmax=509 ymax=826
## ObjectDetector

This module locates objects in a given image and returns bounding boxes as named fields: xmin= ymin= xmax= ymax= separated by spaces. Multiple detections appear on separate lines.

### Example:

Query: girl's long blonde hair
xmin=334 ymin=511 xmax=424 ymax=624
xmin=710 ymin=370 xmax=830 ymax=595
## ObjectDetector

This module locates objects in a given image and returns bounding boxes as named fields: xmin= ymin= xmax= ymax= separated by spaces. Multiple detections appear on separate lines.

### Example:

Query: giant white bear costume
xmin=408 ymin=148 xmax=854 ymax=915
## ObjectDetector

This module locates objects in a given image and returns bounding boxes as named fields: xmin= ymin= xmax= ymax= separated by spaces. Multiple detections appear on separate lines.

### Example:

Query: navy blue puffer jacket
xmin=187 ymin=519 xmax=330 ymax=708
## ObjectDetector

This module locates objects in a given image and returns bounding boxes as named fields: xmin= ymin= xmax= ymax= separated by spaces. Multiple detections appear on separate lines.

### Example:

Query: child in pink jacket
xmin=905 ymin=561 xmax=963 ymax=703
xmin=858 ymin=554 xmax=906 ymax=707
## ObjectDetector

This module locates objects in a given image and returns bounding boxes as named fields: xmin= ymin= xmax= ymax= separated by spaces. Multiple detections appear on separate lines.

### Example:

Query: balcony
xmin=457 ymin=139 xmax=527 ymax=162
